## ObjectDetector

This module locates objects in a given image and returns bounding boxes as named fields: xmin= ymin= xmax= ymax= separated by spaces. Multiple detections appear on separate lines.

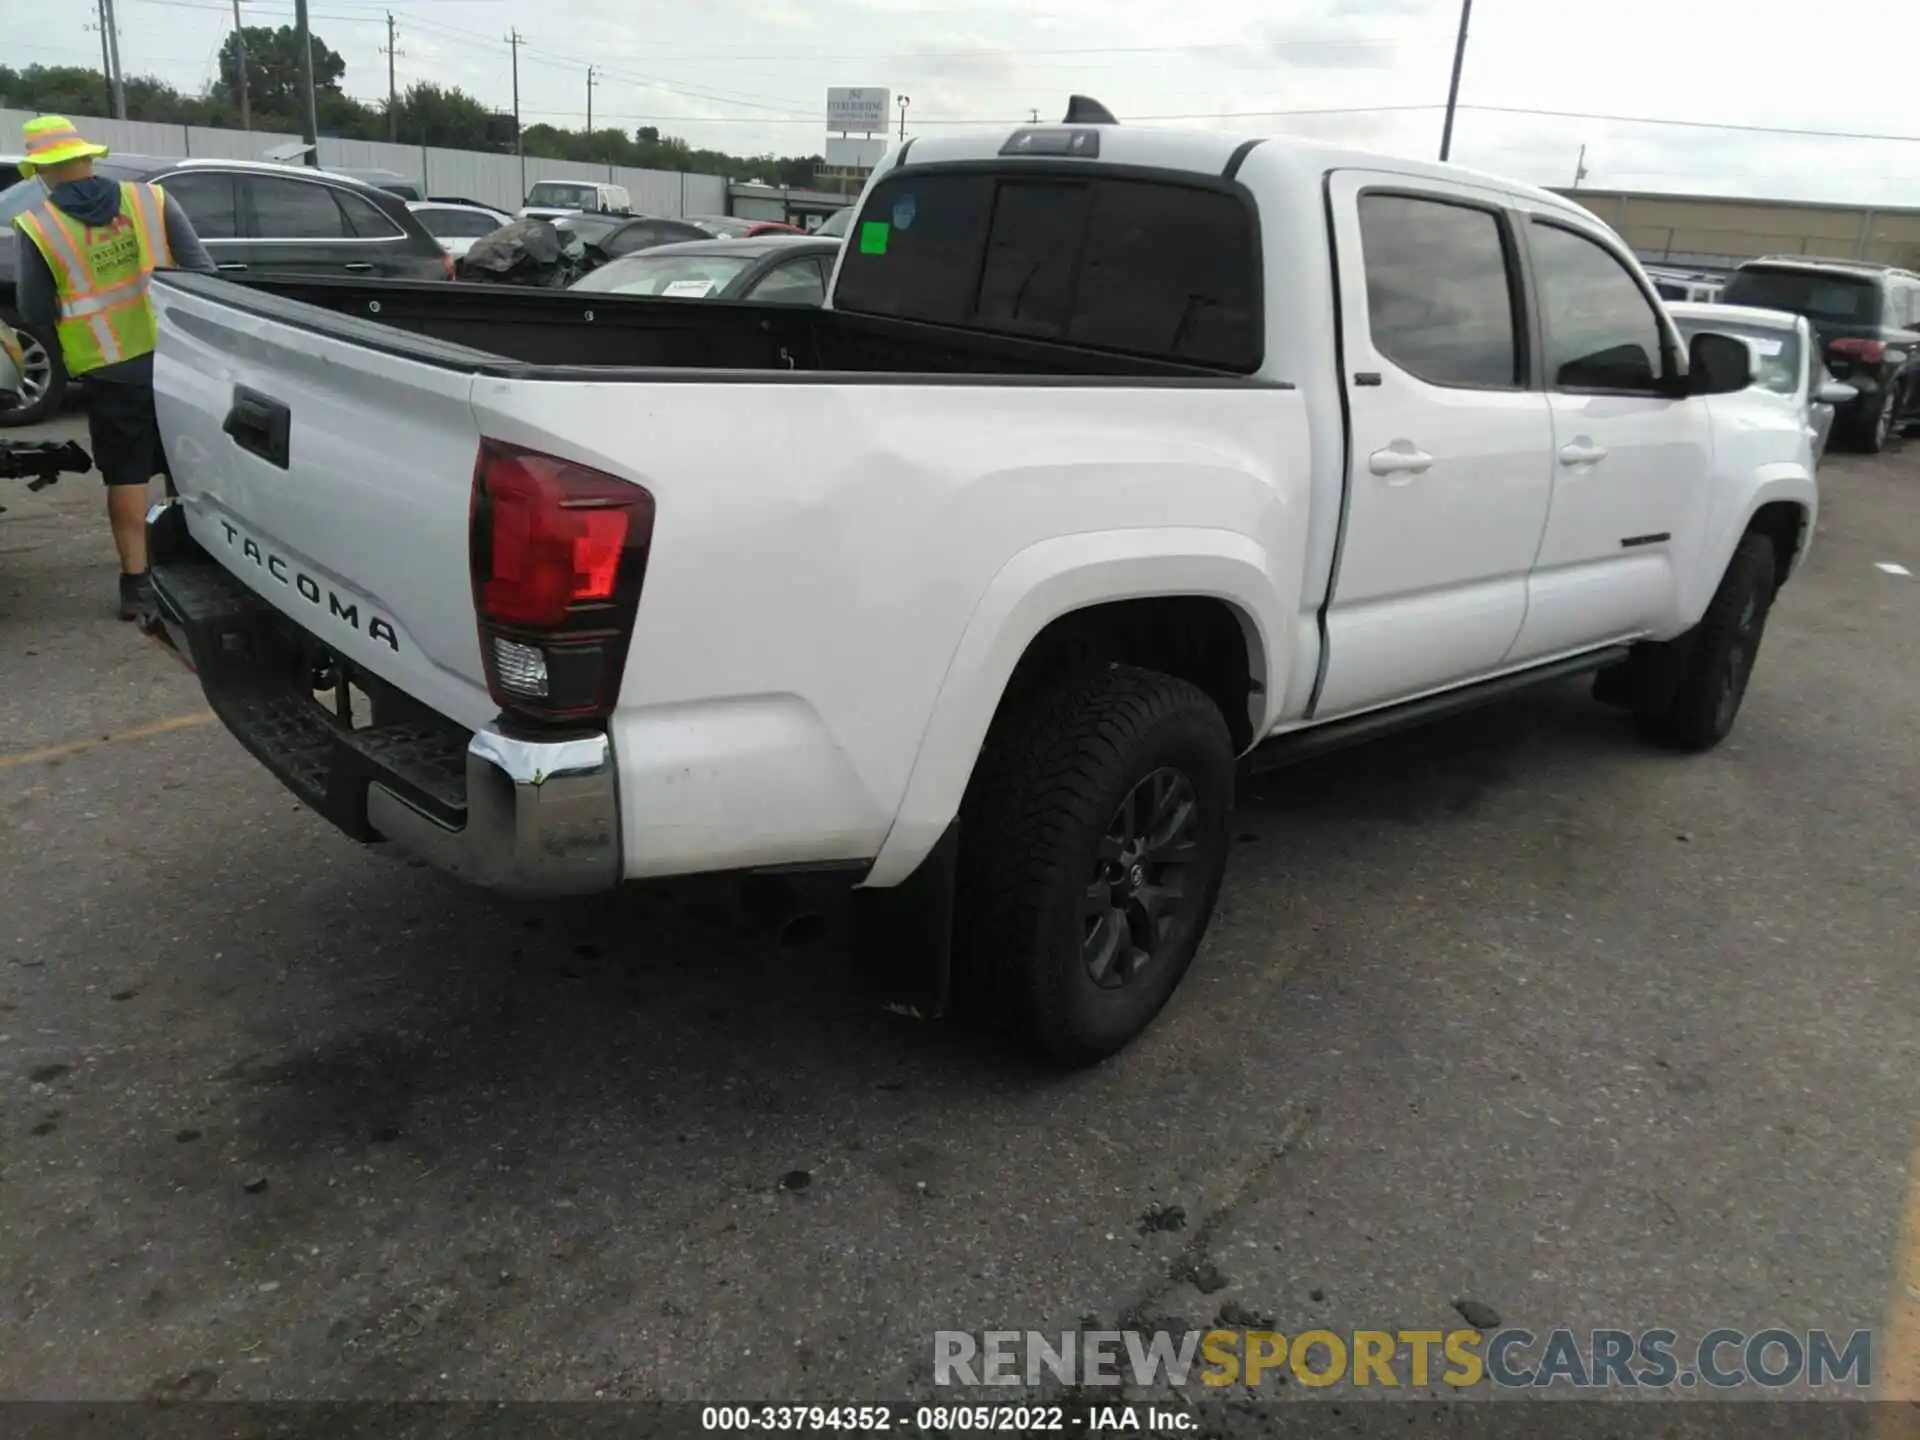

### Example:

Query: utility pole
xmin=1029 ymin=108 xmax=1039 ymax=123
xmin=93 ymin=0 xmax=114 ymax=114
xmin=587 ymin=66 xmax=597 ymax=134
xmin=1438 ymin=0 xmax=1471 ymax=162
xmin=507 ymin=29 xmax=524 ymax=200
xmin=897 ymin=94 xmax=910 ymax=142
xmin=231 ymin=0 xmax=251 ymax=132
xmin=100 ymin=0 xmax=127 ymax=119
xmin=382 ymin=12 xmax=401 ymax=142
xmin=294 ymin=0 xmax=319 ymax=162
xmin=1572 ymin=143 xmax=1589 ymax=189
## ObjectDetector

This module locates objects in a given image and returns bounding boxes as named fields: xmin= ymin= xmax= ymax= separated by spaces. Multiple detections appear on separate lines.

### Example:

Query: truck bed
xmin=190 ymin=273 xmax=1252 ymax=381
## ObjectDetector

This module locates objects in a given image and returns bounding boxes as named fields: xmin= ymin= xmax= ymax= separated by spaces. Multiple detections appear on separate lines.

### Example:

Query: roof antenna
xmin=1063 ymin=95 xmax=1118 ymax=125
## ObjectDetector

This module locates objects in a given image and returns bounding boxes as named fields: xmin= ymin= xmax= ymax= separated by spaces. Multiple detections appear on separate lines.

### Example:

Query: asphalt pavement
xmin=1 ymin=411 xmax=1917 ymax=1415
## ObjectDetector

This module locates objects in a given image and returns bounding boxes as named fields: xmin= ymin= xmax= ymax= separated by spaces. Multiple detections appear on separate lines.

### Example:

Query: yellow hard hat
xmin=18 ymin=115 xmax=111 ymax=177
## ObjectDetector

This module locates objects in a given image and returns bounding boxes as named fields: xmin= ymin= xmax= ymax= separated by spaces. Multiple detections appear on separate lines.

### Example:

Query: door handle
xmin=1367 ymin=442 xmax=1434 ymax=479
xmin=343 ymin=261 xmax=375 ymax=273
xmin=1558 ymin=439 xmax=1609 ymax=466
xmin=215 ymin=262 xmax=248 ymax=272
xmin=222 ymin=385 xmax=292 ymax=470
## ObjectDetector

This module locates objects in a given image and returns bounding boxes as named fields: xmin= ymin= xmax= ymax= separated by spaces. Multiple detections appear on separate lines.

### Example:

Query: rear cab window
xmin=1720 ymin=266 xmax=1884 ymax=327
xmin=832 ymin=167 xmax=1262 ymax=372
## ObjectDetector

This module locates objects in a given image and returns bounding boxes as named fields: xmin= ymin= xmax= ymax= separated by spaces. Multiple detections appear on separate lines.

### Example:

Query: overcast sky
xmin=9 ymin=0 xmax=1920 ymax=204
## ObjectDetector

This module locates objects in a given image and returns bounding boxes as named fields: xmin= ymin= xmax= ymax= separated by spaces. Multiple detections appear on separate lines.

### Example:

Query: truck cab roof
xmin=887 ymin=122 xmax=1592 ymax=224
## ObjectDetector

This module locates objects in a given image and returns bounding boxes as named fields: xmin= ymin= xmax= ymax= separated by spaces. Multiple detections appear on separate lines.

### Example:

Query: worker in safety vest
xmin=12 ymin=116 xmax=214 ymax=621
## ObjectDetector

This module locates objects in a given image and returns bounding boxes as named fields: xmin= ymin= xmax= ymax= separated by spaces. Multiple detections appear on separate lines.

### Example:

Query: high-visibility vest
xmin=11 ymin=182 xmax=174 ymax=376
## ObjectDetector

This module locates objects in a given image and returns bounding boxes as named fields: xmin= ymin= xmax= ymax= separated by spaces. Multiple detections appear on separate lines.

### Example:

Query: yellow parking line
xmin=1878 ymin=1120 xmax=1920 ymax=1423
xmin=0 ymin=710 xmax=215 ymax=770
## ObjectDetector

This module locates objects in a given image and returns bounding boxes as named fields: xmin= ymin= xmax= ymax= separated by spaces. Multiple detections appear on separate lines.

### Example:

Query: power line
xmin=1460 ymin=104 xmax=1920 ymax=146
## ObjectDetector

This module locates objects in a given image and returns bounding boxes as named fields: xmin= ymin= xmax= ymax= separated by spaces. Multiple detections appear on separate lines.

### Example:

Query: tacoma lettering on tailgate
xmin=217 ymin=519 xmax=400 ymax=652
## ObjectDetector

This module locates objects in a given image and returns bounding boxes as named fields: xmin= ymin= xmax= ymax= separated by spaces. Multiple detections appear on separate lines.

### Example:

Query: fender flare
xmin=861 ymin=527 xmax=1289 ymax=888
xmin=1683 ymin=466 xmax=1817 ymax=623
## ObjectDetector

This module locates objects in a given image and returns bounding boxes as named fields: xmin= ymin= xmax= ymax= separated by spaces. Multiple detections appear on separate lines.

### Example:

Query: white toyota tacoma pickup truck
xmin=145 ymin=104 xmax=1816 ymax=1065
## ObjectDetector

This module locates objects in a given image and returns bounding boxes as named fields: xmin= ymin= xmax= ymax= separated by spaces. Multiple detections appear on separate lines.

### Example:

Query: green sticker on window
xmin=859 ymin=220 xmax=890 ymax=255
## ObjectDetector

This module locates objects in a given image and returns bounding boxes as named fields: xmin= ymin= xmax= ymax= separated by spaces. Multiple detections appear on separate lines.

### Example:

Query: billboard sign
xmin=827 ymin=87 xmax=890 ymax=134
xmin=825 ymin=135 xmax=888 ymax=170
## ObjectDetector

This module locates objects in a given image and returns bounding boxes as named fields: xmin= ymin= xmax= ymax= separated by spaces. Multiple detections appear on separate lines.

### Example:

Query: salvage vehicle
xmin=407 ymin=200 xmax=514 ymax=261
xmin=143 ymin=102 xmax=1816 ymax=1065
xmin=518 ymin=180 xmax=632 ymax=221
xmin=1719 ymin=256 xmax=1920 ymax=453
xmin=570 ymin=236 xmax=841 ymax=304
xmin=1667 ymin=301 xmax=1856 ymax=465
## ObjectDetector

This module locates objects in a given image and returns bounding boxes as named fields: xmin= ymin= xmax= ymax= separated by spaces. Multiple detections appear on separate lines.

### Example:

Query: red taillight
xmin=1829 ymin=337 xmax=1887 ymax=363
xmin=440 ymin=251 xmax=456 ymax=281
xmin=470 ymin=440 xmax=654 ymax=723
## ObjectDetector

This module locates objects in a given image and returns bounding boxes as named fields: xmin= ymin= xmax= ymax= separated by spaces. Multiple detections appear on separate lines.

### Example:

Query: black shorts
xmin=85 ymin=379 xmax=171 ymax=489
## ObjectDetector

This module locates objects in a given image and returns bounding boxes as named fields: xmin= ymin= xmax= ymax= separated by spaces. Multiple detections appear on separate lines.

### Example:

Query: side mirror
xmin=1687 ymin=331 xmax=1753 ymax=396
xmin=1816 ymin=378 xmax=1858 ymax=406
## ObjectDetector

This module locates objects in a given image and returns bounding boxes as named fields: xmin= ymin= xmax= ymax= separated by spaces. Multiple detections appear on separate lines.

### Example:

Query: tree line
xmin=1 ymin=28 xmax=825 ymax=187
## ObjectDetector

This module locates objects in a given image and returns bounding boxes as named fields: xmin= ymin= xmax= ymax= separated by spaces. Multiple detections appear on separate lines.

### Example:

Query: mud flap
xmin=847 ymin=823 xmax=956 ymax=1020
xmin=1593 ymin=634 xmax=1700 ymax=714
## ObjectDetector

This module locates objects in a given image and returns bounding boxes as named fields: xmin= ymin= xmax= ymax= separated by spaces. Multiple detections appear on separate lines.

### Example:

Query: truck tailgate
xmin=152 ymin=278 xmax=494 ymax=730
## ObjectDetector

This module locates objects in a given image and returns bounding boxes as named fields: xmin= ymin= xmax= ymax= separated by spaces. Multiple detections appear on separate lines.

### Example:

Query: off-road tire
xmin=953 ymin=664 xmax=1234 ymax=1067
xmin=1633 ymin=533 xmax=1778 ymax=751
xmin=1851 ymin=390 xmax=1895 ymax=455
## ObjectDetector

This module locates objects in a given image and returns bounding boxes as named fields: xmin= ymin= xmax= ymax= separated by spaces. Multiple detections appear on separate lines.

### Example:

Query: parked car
xmin=683 ymin=214 xmax=806 ymax=239
xmin=1646 ymin=266 xmax=1723 ymax=303
xmin=1718 ymin=256 xmax=1920 ymax=453
xmin=144 ymin=109 xmax=1808 ymax=1065
xmin=1668 ymin=301 xmax=1857 ymax=465
xmin=408 ymin=200 xmax=514 ymax=260
xmin=0 ymin=155 xmax=451 ymax=426
xmin=552 ymin=213 xmax=711 ymax=263
xmin=570 ymin=236 xmax=839 ymax=304
xmin=519 ymin=180 xmax=632 ymax=221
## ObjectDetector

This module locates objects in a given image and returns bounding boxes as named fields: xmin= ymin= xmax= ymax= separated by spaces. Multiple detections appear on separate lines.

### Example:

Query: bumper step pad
xmin=151 ymin=540 xmax=471 ymax=844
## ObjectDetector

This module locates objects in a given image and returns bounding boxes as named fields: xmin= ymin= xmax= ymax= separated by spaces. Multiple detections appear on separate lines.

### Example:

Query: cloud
xmin=13 ymin=0 xmax=1920 ymax=205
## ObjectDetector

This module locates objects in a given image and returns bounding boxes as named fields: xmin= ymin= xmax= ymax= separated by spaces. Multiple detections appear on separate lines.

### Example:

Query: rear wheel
xmin=1851 ymin=390 xmax=1895 ymax=454
xmin=1632 ymin=533 xmax=1778 ymax=751
xmin=953 ymin=665 xmax=1234 ymax=1067
xmin=0 ymin=323 xmax=65 ymax=428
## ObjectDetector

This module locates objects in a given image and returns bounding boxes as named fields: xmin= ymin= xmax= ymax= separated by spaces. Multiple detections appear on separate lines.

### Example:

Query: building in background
xmin=1560 ymin=188 xmax=1920 ymax=273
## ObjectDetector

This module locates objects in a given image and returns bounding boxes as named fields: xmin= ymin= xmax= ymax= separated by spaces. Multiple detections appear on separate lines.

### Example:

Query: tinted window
xmin=834 ymin=171 xmax=1260 ymax=370
xmin=1654 ymin=281 xmax=1686 ymax=300
xmin=154 ymin=171 xmax=238 ymax=239
xmin=975 ymin=181 xmax=1090 ymax=335
xmin=747 ymin=256 xmax=827 ymax=305
xmin=1529 ymin=221 xmax=1665 ymax=391
xmin=248 ymin=176 xmax=348 ymax=239
xmin=1720 ymin=266 xmax=1881 ymax=326
xmin=1067 ymin=180 xmax=1259 ymax=367
xmin=335 ymin=189 xmax=401 ymax=239
xmin=1358 ymin=193 xmax=1518 ymax=388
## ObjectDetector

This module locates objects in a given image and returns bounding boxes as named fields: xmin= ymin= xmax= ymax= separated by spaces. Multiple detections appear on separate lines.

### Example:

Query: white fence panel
xmin=1 ymin=107 xmax=733 ymax=220
xmin=183 ymin=124 xmax=300 ymax=160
